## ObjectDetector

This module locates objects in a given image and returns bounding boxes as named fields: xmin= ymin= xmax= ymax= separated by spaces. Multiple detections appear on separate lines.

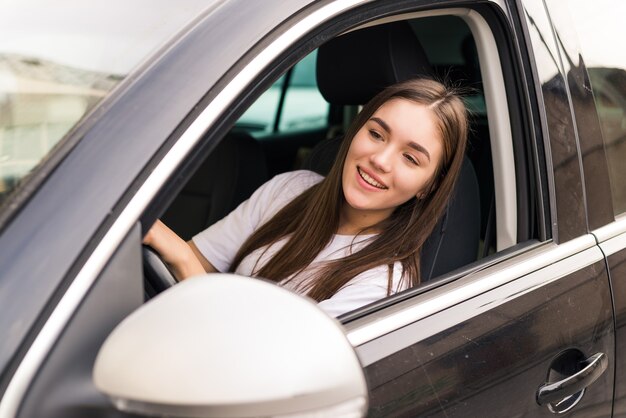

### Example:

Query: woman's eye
xmin=369 ymin=130 xmax=383 ymax=141
xmin=404 ymin=153 xmax=419 ymax=166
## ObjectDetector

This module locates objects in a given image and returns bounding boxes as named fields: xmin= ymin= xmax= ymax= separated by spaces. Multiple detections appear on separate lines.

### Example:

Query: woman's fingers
xmin=143 ymin=220 xmax=207 ymax=280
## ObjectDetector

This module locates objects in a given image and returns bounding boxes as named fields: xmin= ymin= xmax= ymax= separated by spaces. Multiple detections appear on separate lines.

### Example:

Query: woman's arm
xmin=188 ymin=240 xmax=217 ymax=274
xmin=143 ymin=220 xmax=217 ymax=281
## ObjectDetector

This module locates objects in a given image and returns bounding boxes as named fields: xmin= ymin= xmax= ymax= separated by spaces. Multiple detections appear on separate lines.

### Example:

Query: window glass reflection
xmin=567 ymin=0 xmax=626 ymax=215
xmin=0 ymin=0 xmax=210 ymax=206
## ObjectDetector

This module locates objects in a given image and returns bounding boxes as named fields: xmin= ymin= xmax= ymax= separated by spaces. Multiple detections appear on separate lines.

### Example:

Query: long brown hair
xmin=230 ymin=78 xmax=468 ymax=301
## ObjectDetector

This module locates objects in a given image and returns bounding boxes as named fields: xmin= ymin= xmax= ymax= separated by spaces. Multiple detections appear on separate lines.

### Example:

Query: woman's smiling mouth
xmin=357 ymin=166 xmax=388 ymax=189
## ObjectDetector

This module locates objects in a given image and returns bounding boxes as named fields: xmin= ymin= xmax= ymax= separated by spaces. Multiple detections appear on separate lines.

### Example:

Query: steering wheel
xmin=142 ymin=245 xmax=177 ymax=295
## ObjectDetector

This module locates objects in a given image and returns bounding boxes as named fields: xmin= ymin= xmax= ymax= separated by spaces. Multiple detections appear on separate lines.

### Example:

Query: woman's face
xmin=341 ymin=98 xmax=444 ymax=226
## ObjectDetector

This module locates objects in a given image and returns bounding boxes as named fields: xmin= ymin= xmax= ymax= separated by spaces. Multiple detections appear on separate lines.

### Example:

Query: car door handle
xmin=536 ymin=352 xmax=608 ymax=406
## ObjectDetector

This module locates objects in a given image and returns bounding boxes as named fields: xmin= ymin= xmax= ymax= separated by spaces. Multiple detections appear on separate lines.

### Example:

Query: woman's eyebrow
xmin=408 ymin=141 xmax=431 ymax=162
xmin=370 ymin=117 xmax=391 ymax=133
xmin=370 ymin=117 xmax=431 ymax=162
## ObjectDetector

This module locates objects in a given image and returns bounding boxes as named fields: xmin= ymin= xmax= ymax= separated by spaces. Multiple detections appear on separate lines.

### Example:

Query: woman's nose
xmin=370 ymin=147 xmax=392 ymax=173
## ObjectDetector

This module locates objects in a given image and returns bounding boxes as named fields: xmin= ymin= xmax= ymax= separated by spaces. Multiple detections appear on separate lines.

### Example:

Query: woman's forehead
xmin=369 ymin=98 xmax=444 ymax=162
xmin=370 ymin=99 xmax=439 ymax=135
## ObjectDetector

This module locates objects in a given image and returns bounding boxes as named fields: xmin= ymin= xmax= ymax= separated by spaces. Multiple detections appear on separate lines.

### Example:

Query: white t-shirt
xmin=192 ymin=170 xmax=406 ymax=317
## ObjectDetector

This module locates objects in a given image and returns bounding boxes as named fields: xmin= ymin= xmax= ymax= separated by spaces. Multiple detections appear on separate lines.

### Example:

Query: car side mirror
xmin=93 ymin=274 xmax=367 ymax=417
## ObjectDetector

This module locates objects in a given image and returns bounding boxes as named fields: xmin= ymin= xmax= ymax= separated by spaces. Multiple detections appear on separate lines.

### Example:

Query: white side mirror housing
xmin=93 ymin=274 xmax=367 ymax=417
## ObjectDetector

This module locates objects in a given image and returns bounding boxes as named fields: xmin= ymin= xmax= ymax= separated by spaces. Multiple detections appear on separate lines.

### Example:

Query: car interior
xmin=151 ymin=11 xmax=533 ymax=304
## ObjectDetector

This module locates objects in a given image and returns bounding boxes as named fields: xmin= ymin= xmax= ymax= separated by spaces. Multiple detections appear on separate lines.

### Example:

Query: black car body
xmin=0 ymin=0 xmax=625 ymax=416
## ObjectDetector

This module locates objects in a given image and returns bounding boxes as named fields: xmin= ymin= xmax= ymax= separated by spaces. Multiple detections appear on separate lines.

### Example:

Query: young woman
xmin=144 ymin=78 xmax=468 ymax=317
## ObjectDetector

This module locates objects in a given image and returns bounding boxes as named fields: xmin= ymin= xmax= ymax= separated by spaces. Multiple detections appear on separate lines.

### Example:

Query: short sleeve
xmin=192 ymin=170 xmax=323 ymax=272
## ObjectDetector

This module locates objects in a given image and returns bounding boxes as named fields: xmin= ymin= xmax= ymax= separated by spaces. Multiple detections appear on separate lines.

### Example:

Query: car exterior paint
xmin=0 ymin=0 xmax=624 ymax=416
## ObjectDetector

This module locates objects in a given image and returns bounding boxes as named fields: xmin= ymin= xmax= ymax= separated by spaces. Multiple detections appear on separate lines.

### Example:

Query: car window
xmin=0 ymin=0 xmax=211 ymax=208
xmin=159 ymin=10 xmax=531 ymax=314
xmin=236 ymin=50 xmax=330 ymax=137
xmin=565 ymin=0 xmax=626 ymax=216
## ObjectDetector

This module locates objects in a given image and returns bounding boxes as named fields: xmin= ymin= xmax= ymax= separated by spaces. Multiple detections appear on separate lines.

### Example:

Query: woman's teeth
xmin=358 ymin=167 xmax=387 ymax=189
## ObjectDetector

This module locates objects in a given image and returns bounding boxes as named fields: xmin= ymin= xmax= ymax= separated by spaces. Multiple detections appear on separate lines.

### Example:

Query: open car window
xmin=155 ymin=9 xmax=537 ymax=315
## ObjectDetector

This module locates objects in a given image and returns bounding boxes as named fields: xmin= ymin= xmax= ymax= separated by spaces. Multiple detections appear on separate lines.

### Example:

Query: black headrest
xmin=316 ymin=21 xmax=433 ymax=105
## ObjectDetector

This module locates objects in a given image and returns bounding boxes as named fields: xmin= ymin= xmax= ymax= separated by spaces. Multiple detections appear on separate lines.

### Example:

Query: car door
xmin=342 ymin=0 xmax=616 ymax=416
xmin=0 ymin=0 xmax=616 ymax=417
xmin=550 ymin=1 xmax=626 ymax=416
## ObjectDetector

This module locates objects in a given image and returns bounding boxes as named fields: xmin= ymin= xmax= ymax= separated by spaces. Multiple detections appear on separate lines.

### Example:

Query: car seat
xmin=161 ymin=131 xmax=268 ymax=241
xmin=309 ymin=21 xmax=481 ymax=281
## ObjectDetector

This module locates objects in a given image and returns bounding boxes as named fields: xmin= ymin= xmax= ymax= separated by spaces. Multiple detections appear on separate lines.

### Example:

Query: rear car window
xmin=237 ymin=50 xmax=330 ymax=137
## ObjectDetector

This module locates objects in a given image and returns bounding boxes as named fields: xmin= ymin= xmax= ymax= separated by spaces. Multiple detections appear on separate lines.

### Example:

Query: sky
xmin=0 ymin=0 xmax=214 ymax=75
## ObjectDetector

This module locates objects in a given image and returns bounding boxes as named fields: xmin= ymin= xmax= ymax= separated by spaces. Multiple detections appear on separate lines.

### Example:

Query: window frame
xmin=141 ymin=3 xmax=543 ymax=325
xmin=143 ymin=2 xmax=541 ymax=315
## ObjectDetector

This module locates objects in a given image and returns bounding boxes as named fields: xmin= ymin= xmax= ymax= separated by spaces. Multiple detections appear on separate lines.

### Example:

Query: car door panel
xmin=596 ymin=223 xmax=626 ymax=416
xmin=554 ymin=1 xmax=626 ymax=415
xmin=352 ymin=242 xmax=614 ymax=416
xmin=607 ymin=247 xmax=626 ymax=417
xmin=15 ymin=225 xmax=143 ymax=418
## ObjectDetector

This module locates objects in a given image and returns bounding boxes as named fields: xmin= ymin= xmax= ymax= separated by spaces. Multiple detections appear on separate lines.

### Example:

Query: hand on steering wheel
xmin=142 ymin=245 xmax=177 ymax=295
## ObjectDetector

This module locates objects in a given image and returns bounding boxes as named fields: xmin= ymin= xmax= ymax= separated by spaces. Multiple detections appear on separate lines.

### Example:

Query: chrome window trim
xmin=355 ymin=240 xmax=604 ymax=365
xmin=600 ymin=233 xmax=626 ymax=258
xmin=345 ymin=234 xmax=597 ymax=347
xmin=595 ymin=216 xmax=626 ymax=257
xmin=0 ymin=0 xmax=374 ymax=415
xmin=593 ymin=215 xmax=626 ymax=244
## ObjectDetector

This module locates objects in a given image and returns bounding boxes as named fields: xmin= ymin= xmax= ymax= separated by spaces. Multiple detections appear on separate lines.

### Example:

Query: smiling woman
xmin=144 ymin=78 xmax=468 ymax=317
xmin=341 ymin=98 xmax=444 ymax=231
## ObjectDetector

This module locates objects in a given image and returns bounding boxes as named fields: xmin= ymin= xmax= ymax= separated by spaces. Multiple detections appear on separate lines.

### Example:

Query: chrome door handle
xmin=536 ymin=352 xmax=608 ymax=406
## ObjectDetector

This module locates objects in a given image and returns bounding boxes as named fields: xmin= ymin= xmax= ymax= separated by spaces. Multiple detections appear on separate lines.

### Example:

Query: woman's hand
xmin=143 ymin=220 xmax=208 ymax=281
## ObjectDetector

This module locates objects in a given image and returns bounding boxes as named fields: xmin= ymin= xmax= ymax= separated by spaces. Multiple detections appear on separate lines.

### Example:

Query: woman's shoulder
xmin=254 ymin=170 xmax=323 ymax=222
xmin=265 ymin=170 xmax=324 ymax=199
xmin=271 ymin=170 xmax=324 ymax=187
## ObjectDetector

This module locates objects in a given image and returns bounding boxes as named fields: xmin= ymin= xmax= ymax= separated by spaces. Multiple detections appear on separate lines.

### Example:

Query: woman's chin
xmin=343 ymin=195 xmax=388 ymax=215
xmin=343 ymin=190 xmax=370 ymax=211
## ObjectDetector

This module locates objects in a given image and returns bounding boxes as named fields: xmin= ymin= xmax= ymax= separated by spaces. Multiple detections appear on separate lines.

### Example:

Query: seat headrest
xmin=316 ymin=21 xmax=433 ymax=105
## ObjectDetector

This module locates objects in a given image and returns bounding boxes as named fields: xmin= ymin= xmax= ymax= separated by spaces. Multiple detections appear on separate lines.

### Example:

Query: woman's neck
xmin=337 ymin=203 xmax=392 ymax=235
